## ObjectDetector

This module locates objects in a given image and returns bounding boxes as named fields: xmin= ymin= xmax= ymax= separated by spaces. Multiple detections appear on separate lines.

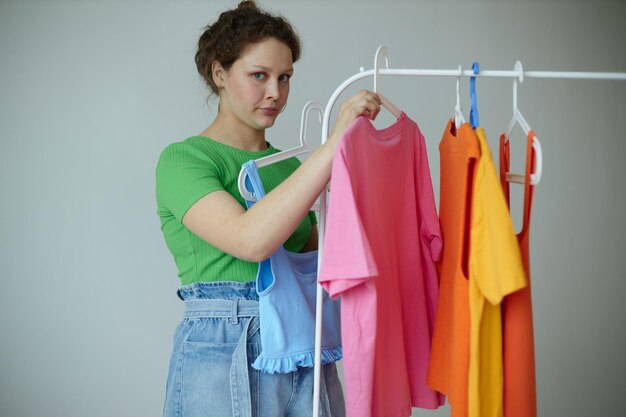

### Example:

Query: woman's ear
xmin=211 ymin=61 xmax=226 ymax=89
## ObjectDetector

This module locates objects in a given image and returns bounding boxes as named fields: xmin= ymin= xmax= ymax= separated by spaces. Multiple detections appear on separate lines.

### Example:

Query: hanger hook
xmin=514 ymin=60 xmax=524 ymax=83
xmin=454 ymin=65 xmax=466 ymax=129
xmin=374 ymin=45 xmax=391 ymax=93
xmin=513 ymin=60 xmax=524 ymax=113
xmin=300 ymin=101 xmax=323 ymax=146
xmin=456 ymin=65 xmax=463 ymax=103
xmin=469 ymin=62 xmax=480 ymax=129
xmin=456 ymin=65 xmax=463 ymax=109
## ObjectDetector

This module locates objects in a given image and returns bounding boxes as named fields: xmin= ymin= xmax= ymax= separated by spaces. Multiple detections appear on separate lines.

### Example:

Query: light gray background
xmin=1 ymin=1 xmax=625 ymax=416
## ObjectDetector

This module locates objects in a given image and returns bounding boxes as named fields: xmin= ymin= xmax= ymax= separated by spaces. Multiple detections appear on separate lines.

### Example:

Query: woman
xmin=156 ymin=2 xmax=382 ymax=416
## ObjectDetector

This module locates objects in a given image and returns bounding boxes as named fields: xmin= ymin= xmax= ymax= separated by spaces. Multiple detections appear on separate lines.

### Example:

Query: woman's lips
xmin=260 ymin=107 xmax=278 ymax=115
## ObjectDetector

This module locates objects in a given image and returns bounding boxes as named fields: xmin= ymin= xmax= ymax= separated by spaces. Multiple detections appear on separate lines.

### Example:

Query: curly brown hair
xmin=195 ymin=1 xmax=302 ymax=97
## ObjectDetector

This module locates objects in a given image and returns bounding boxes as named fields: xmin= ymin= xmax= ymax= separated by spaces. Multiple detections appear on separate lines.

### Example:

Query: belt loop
xmin=230 ymin=316 xmax=254 ymax=417
xmin=230 ymin=299 xmax=240 ymax=325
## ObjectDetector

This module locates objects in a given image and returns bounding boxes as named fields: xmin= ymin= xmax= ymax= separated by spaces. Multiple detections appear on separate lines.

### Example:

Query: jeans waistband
xmin=177 ymin=281 xmax=258 ymax=301
xmin=183 ymin=298 xmax=259 ymax=324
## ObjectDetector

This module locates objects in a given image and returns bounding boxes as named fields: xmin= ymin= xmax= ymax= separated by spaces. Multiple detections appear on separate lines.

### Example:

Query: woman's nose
xmin=266 ymin=79 xmax=280 ymax=100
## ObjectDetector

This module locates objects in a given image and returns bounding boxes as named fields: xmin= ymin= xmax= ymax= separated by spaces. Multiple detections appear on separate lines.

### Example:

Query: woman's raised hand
xmin=327 ymin=90 xmax=382 ymax=145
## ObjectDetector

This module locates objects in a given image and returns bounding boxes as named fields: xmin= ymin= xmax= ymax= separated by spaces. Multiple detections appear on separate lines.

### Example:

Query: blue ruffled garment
xmin=242 ymin=160 xmax=342 ymax=374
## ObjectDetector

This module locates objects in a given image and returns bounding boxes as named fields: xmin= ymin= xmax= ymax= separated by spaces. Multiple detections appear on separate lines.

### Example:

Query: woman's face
xmin=218 ymin=37 xmax=293 ymax=132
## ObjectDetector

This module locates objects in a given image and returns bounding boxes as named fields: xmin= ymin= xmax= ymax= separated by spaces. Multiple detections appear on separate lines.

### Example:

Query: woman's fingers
xmin=328 ymin=90 xmax=383 ymax=143
xmin=348 ymin=90 xmax=381 ymax=119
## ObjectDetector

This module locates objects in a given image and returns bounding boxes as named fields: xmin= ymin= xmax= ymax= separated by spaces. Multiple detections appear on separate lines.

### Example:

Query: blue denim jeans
xmin=162 ymin=281 xmax=346 ymax=417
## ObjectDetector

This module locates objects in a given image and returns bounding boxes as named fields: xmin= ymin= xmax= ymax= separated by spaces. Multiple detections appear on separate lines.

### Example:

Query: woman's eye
xmin=253 ymin=72 xmax=264 ymax=80
xmin=279 ymin=74 xmax=291 ymax=82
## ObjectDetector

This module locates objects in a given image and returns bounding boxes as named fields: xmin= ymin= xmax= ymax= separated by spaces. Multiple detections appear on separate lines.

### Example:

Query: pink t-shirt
xmin=319 ymin=113 xmax=445 ymax=417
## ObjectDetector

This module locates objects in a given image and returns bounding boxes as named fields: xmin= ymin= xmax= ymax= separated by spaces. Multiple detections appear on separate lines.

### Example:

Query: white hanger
xmin=238 ymin=101 xmax=323 ymax=211
xmin=374 ymin=46 xmax=403 ymax=118
xmin=503 ymin=61 xmax=543 ymax=185
xmin=454 ymin=65 xmax=466 ymax=130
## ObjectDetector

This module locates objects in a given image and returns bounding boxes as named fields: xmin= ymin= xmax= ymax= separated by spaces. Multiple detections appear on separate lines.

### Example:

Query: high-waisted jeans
xmin=162 ymin=281 xmax=346 ymax=417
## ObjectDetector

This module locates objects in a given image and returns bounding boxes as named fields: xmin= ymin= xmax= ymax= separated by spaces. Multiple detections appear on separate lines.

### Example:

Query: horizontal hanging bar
xmin=369 ymin=68 xmax=626 ymax=80
xmin=524 ymin=70 xmax=626 ymax=80
xmin=321 ymin=67 xmax=626 ymax=135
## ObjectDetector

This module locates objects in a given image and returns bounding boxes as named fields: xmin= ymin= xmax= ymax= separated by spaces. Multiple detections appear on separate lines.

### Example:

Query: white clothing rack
xmin=311 ymin=45 xmax=626 ymax=417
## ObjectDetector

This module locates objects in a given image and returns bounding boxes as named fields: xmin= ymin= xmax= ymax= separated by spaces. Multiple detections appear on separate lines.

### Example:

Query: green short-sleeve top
xmin=156 ymin=135 xmax=317 ymax=284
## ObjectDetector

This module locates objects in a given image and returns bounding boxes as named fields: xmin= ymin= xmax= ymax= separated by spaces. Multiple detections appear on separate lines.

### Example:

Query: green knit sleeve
xmin=156 ymin=142 xmax=224 ymax=223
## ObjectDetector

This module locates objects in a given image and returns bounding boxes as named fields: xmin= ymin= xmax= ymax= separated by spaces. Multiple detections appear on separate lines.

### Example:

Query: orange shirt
xmin=499 ymin=132 xmax=538 ymax=417
xmin=427 ymin=120 xmax=479 ymax=417
xmin=468 ymin=128 xmax=526 ymax=417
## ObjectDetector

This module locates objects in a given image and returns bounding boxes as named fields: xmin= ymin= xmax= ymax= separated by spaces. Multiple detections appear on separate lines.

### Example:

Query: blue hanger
xmin=469 ymin=62 xmax=480 ymax=129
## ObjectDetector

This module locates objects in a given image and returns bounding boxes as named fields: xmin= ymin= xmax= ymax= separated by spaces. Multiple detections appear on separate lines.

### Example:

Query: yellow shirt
xmin=468 ymin=128 xmax=526 ymax=417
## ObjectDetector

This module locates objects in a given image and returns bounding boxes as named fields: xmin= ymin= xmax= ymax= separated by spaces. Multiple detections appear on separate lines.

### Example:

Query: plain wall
xmin=1 ymin=1 xmax=625 ymax=416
